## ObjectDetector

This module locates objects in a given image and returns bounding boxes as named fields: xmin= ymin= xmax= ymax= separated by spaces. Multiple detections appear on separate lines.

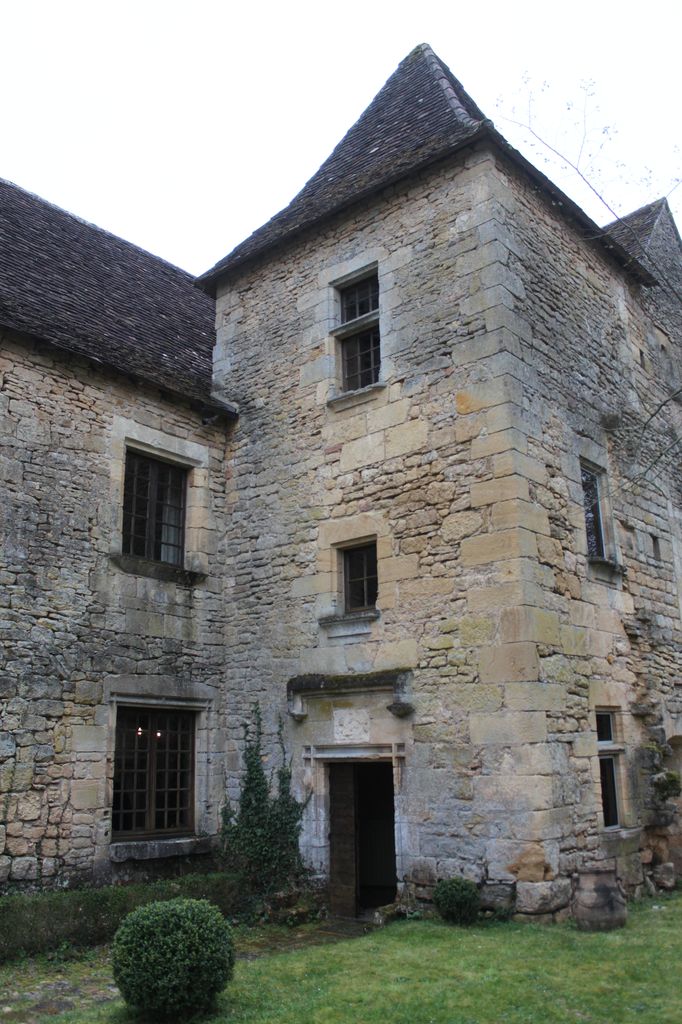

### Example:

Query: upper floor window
xmin=334 ymin=273 xmax=381 ymax=393
xmin=580 ymin=463 xmax=606 ymax=559
xmin=344 ymin=542 xmax=378 ymax=613
xmin=122 ymin=451 xmax=187 ymax=566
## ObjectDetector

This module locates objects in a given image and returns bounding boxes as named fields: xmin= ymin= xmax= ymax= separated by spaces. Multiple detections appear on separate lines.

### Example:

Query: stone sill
xmin=588 ymin=556 xmax=625 ymax=585
xmin=110 ymin=553 xmax=207 ymax=586
xmin=326 ymin=382 xmax=387 ymax=411
xmin=109 ymin=836 xmax=212 ymax=863
xmin=317 ymin=609 xmax=381 ymax=627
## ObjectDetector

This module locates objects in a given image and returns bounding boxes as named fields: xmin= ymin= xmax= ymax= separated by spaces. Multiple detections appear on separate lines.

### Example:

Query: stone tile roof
xmin=197 ymin=43 xmax=488 ymax=290
xmin=198 ymin=43 xmax=652 ymax=294
xmin=0 ymin=178 xmax=232 ymax=411
xmin=605 ymin=199 xmax=668 ymax=262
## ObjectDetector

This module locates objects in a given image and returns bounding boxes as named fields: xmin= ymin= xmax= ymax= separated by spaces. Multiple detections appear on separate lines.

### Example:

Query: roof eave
xmin=0 ymin=320 xmax=239 ymax=422
xmin=198 ymin=123 xmax=654 ymax=297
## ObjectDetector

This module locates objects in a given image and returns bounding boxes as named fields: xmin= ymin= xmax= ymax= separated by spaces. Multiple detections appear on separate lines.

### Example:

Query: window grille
xmin=344 ymin=543 xmax=378 ymax=612
xmin=112 ymin=707 xmax=194 ymax=837
xmin=122 ymin=451 xmax=186 ymax=565
xmin=580 ymin=464 xmax=605 ymax=559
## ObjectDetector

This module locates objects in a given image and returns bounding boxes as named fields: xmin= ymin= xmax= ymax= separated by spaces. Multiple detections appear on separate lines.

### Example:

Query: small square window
xmin=343 ymin=543 xmax=378 ymax=613
xmin=580 ymin=463 xmax=607 ymax=559
xmin=122 ymin=451 xmax=187 ymax=566
xmin=336 ymin=273 xmax=381 ymax=393
xmin=112 ymin=707 xmax=195 ymax=838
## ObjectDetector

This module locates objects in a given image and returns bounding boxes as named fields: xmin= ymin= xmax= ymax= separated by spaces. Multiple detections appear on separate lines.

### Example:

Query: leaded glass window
xmin=112 ymin=707 xmax=195 ymax=837
xmin=122 ymin=451 xmax=186 ymax=566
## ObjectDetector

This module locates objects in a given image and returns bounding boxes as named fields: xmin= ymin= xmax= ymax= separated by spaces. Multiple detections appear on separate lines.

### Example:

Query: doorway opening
xmin=328 ymin=761 xmax=397 ymax=916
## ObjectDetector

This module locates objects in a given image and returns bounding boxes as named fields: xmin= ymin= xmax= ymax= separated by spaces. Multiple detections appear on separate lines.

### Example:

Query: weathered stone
xmin=652 ymin=862 xmax=676 ymax=891
xmin=515 ymin=879 xmax=572 ymax=914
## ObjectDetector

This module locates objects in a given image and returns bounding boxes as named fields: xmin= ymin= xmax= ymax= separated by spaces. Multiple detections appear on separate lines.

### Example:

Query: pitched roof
xmin=198 ymin=44 xmax=653 ymax=294
xmin=0 ymin=178 xmax=234 ymax=412
xmin=604 ymin=199 xmax=669 ymax=262
xmin=197 ymin=43 xmax=488 ymax=290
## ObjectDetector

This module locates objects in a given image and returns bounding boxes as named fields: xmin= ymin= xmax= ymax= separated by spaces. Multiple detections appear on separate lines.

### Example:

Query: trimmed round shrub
xmin=432 ymin=877 xmax=480 ymax=925
xmin=112 ymin=898 xmax=234 ymax=1019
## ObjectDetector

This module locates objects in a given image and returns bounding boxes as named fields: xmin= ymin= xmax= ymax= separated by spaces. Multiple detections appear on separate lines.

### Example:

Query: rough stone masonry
xmin=1 ymin=44 xmax=681 ymax=919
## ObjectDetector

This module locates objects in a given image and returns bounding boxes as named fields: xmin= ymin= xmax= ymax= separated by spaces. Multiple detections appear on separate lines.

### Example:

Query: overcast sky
xmin=2 ymin=1 xmax=679 ymax=275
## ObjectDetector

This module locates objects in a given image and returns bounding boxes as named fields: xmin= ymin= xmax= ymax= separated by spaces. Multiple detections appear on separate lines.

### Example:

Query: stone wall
xmin=213 ymin=141 xmax=681 ymax=915
xmin=0 ymin=333 xmax=232 ymax=888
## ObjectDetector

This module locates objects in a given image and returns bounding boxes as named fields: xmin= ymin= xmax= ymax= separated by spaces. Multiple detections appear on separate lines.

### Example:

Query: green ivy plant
xmin=652 ymin=770 xmax=682 ymax=802
xmin=221 ymin=705 xmax=305 ymax=895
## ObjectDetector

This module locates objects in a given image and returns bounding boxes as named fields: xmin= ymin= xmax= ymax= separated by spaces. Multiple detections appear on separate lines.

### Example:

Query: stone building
xmin=2 ymin=44 xmax=681 ymax=918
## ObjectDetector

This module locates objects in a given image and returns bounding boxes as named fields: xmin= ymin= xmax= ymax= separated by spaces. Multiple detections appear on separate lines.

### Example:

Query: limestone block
xmin=652 ymin=862 xmax=676 ymax=890
xmin=470 ymin=475 xmax=529 ymax=507
xmin=379 ymin=555 xmax=419 ymax=583
xmin=290 ymin=572 xmax=331 ymax=598
xmin=491 ymin=499 xmax=550 ymax=535
xmin=498 ymin=742 xmax=555 ymax=775
xmin=384 ymin=419 xmax=428 ymax=459
xmin=0 ymin=731 xmax=16 ymax=758
xmin=332 ymin=708 xmax=370 ymax=743
xmin=450 ymin=684 xmax=502 ymax=713
xmin=367 ymin=399 xmax=410 ymax=433
xmin=17 ymin=792 xmax=41 ymax=820
xmin=470 ymin=710 xmax=546 ymax=745
xmin=473 ymin=774 xmax=553 ymax=811
xmin=0 ymin=856 xmax=9 ymax=883
xmin=470 ymin=428 xmax=528 ymax=458
xmin=455 ymin=376 xmax=523 ymax=415
xmin=461 ymin=529 xmax=537 ymax=566
xmin=467 ymin=581 xmax=545 ymax=612
xmin=0 ymin=825 xmax=5 ymax=854
xmin=459 ymin=615 xmax=496 ymax=646
xmin=441 ymin=510 xmax=483 ymax=543
xmin=70 ymin=725 xmax=107 ymax=754
xmin=454 ymin=412 xmax=485 ymax=442
xmin=499 ymin=606 xmax=560 ymax=645
xmin=479 ymin=881 xmax=516 ymax=910
xmin=71 ymin=781 xmax=102 ymax=810
xmin=559 ymin=625 xmax=588 ymax=656
xmin=339 ymin=432 xmax=384 ymax=472
xmin=493 ymin=450 xmax=546 ymax=484
xmin=515 ymin=879 xmax=571 ymax=914
xmin=9 ymin=856 xmax=39 ymax=881
xmin=373 ymin=639 xmax=419 ymax=670
xmin=503 ymin=682 xmax=563 ymax=713
xmin=478 ymin=642 xmax=540 ymax=683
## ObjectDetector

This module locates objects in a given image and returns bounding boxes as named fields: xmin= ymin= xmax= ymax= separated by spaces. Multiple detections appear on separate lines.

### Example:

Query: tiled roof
xmin=198 ymin=43 xmax=652 ymax=293
xmin=0 ymin=178 xmax=232 ymax=411
xmin=197 ymin=44 xmax=487 ymax=290
xmin=604 ymin=199 xmax=668 ymax=262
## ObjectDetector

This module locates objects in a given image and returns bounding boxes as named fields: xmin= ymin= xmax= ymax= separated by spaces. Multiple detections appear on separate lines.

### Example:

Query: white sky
xmin=2 ymin=1 xmax=680 ymax=276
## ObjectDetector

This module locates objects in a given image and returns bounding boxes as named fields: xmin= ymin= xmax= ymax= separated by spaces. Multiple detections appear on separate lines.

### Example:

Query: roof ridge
xmin=417 ymin=43 xmax=486 ymax=130
xmin=0 ymin=176 xmax=194 ymax=281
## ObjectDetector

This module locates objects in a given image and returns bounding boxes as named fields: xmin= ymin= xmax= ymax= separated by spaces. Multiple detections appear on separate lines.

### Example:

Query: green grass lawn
xmin=3 ymin=894 xmax=681 ymax=1024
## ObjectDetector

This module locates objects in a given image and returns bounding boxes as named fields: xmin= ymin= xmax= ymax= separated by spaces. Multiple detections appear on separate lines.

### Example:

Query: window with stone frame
xmin=122 ymin=450 xmax=187 ymax=566
xmin=580 ymin=462 xmax=610 ymax=560
xmin=333 ymin=273 xmax=381 ymax=393
xmin=112 ymin=707 xmax=195 ymax=838
xmin=343 ymin=542 xmax=378 ymax=612
xmin=596 ymin=710 xmax=621 ymax=828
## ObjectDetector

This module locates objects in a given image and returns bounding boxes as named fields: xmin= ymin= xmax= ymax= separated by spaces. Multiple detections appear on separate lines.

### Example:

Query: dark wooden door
xmin=328 ymin=763 xmax=357 ymax=916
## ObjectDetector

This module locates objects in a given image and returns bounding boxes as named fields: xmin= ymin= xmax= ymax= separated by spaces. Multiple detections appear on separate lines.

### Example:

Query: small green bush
xmin=0 ymin=870 xmax=243 ymax=962
xmin=112 ymin=898 xmax=234 ymax=1020
xmin=653 ymin=769 xmax=682 ymax=802
xmin=432 ymin=877 xmax=480 ymax=925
